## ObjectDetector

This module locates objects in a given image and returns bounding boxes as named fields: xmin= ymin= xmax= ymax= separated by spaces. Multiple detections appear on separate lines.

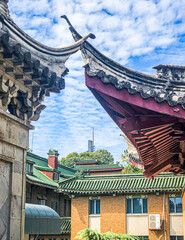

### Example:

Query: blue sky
xmin=9 ymin=0 xmax=185 ymax=162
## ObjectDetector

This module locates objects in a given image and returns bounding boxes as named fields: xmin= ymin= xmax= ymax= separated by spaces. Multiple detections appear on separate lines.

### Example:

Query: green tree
xmin=122 ymin=164 xmax=143 ymax=174
xmin=60 ymin=149 xmax=114 ymax=167
xmin=92 ymin=149 xmax=114 ymax=164
xmin=75 ymin=228 xmax=139 ymax=240
xmin=121 ymin=150 xmax=143 ymax=174
xmin=60 ymin=152 xmax=79 ymax=168
xmin=27 ymin=148 xmax=33 ymax=153
xmin=79 ymin=152 xmax=94 ymax=160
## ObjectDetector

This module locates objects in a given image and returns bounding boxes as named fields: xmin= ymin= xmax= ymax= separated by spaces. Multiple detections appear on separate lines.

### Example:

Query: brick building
xmin=25 ymin=150 xmax=76 ymax=240
xmin=59 ymin=173 xmax=185 ymax=240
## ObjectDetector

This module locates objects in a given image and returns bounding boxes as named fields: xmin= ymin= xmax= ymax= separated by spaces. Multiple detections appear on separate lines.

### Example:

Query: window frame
xmin=170 ymin=236 xmax=184 ymax=240
xmin=53 ymin=172 xmax=58 ymax=181
xmin=89 ymin=199 xmax=100 ymax=215
xmin=126 ymin=198 xmax=148 ymax=214
xmin=26 ymin=162 xmax=33 ymax=175
xmin=169 ymin=197 xmax=182 ymax=213
xmin=39 ymin=199 xmax=46 ymax=205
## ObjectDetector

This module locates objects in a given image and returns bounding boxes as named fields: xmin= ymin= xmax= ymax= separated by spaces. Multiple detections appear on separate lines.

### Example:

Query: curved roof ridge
xmin=62 ymin=15 xmax=185 ymax=110
xmin=3 ymin=11 xmax=95 ymax=56
xmin=27 ymin=152 xmax=48 ymax=163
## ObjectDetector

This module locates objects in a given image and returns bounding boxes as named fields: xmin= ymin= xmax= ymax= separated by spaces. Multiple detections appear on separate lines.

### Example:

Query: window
xmin=61 ymin=239 xmax=68 ymax=240
xmin=38 ymin=239 xmax=44 ymax=240
xmin=38 ymin=199 xmax=46 ymax=205
xmin=55 ymin=202 xmax=58 ymax=213
xmin=127 ymin=198 xmax=148 ymax=214
xmin=64 ymin=199 xmax=67 ymax=216
xmin=51 ymin=201 xmax=55 ymax=209
xmin=68 ymin=199 xmax=71 ymax=216
xmin=26 ymin=163 xmax=33 ymax=174
xmin=169 ymin=197 xmax=182 ymax=213
xmin=170 ymin=237 xmax=184 ymax=240
xmin=53 ymin=172 xmax=58 ymax=181
xmin=26 ymin=192 xmax=31 ymax=203
xmin=89 ymin=200 xmax=100 ymax=215
xmin=49 ymin=238 xmax=56 ymax=240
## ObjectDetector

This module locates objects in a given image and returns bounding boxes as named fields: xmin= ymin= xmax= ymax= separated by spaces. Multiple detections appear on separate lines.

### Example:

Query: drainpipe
xmin=163 ymin=193 xmax=167 ymax=240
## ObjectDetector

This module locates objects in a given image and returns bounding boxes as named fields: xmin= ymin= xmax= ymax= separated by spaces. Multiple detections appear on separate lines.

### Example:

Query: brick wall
xmin=182 ymin=191 xmax=185 ymax=240
xmin=148 ymin=194 xmax=170 ymax=240
xmin=41 ymin=170 xmax=53 ymax=180
xmin=100 ymin=195 xmax=126 ymax=234
xmin=37 ymin=233 xmax=70 ymax=240
xmin=71 ymin=197 xmax=89 ymax=240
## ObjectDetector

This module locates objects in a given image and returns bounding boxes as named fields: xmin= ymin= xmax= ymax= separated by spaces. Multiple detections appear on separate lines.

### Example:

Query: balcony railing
xmin=61 ymin=217 xmax=71 ymax=234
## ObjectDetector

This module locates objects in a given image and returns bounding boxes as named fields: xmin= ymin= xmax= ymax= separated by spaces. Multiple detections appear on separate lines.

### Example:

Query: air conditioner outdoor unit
xmin=149 ymin=214 xmax=161 ymax=230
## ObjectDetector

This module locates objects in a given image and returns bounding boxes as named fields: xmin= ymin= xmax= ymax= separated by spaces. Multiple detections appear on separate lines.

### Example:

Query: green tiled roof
xmin=27 ymin=152 xmax=48 ymax=167
xmin=34 ymin=165 xmax=56 ymax=172
xmin=58 ymin=163 xmax=76 ymax=176
xmin=59 ymin=173 xmax=185 ymax=195
xmin=26 ymin=152 xmax=76 ymax=188
xmin=74 ymin=163 xmax=122 ymax=171
xmin=61 ymin=217 xmax=71 ymax=234
xmin=75 ymin=159 xmax=102 ymax=164
xmin=27 ymin=167 xmax=58 ymax=188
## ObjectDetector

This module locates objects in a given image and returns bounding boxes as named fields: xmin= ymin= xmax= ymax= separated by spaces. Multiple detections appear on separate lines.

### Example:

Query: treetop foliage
xmin=75 ymin=228 xmax=140 ymax=240
xmin=60 ymin=149 xmax=114 ymax=167
xmin=121 ymin=150 xmax=143 ymax=174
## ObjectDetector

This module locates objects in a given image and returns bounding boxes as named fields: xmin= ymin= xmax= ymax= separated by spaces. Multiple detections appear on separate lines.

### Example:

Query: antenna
xmin=32 ymin=132 xmax=34 ymax=151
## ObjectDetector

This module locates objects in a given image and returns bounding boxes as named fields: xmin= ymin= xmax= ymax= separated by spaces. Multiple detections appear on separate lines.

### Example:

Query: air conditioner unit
xmin=149 ymin=214 xmax=161 ymax=230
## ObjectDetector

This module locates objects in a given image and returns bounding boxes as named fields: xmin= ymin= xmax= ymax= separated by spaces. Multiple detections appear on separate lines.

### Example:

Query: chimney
xmin=47 ymin=149 xmax=59 ymax=169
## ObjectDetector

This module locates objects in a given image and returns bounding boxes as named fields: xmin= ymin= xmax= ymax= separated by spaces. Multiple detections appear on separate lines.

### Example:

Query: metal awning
xmin=25 ymin=203 xmax=61 ymax=235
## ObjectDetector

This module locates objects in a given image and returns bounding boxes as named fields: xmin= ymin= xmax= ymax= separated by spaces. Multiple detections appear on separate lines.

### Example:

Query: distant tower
xmin=88 ymin=128 xmax=95 ymax=152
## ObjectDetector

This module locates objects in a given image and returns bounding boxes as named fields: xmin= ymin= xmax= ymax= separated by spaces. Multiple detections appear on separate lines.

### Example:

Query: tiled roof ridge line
xmin=26 ymin=176 xmax=57 ymax=189
xmin=58 ymin=163 xmax=76 ymax=172
xmin=61 ymin=16 xmax=164 ymax=82
xmin=27 ymin=152 xmax=48 ymax=163
xmin=2 ymin=12 xmax=96 ymax=56
xmin=59 ymin=176 xmax=77 ymax=186
xmin=62 ymin=15 xmax=185 ymax=109
xmin=82 ymin=172 xmax=174 ymax=179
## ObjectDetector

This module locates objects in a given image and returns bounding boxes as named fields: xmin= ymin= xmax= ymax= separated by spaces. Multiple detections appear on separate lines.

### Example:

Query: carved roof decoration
xmin=0 ymin=2 xmax=95 ymax=121
xmin=62 ymin=15 xmax=185 ymax=109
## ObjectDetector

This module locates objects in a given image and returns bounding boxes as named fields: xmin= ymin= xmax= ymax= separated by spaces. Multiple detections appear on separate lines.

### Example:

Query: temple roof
xmin=0 ymin=3 xmax=94 ymax=121
xmin=62 ymin=16 xmax=185 ymax=178
xmin=74 ymin=159 xmax=102 ymax=165
xmin=59 ymin=173 xmax=185 ymax=195
xmin=74 ymin=163 xmax=122 ymax=172
xmin=62 ymin=16 xmax=185 ymax=110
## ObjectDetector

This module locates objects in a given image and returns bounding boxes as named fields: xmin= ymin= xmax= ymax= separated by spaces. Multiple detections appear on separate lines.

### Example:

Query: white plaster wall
xmin=89 ymin=215 xmax=100 ymax=232
xmin=127 ymin=214 xmax=148 ymax=236
xmin=170 ymin=214 xmax=184 ymax=236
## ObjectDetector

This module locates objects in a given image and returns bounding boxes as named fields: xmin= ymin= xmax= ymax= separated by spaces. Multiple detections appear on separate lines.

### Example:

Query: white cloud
xmin=8 ymin=0 xmax=185 ymax=162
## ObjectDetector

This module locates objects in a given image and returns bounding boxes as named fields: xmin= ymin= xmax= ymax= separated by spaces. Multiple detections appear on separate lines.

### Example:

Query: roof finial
xmin=61 ymin=15 xmax=95 ymax=42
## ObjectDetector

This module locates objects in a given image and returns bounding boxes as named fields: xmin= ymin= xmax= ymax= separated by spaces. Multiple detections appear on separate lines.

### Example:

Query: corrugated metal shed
xmin=25 ymin=204 xmax=61 ymax=235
